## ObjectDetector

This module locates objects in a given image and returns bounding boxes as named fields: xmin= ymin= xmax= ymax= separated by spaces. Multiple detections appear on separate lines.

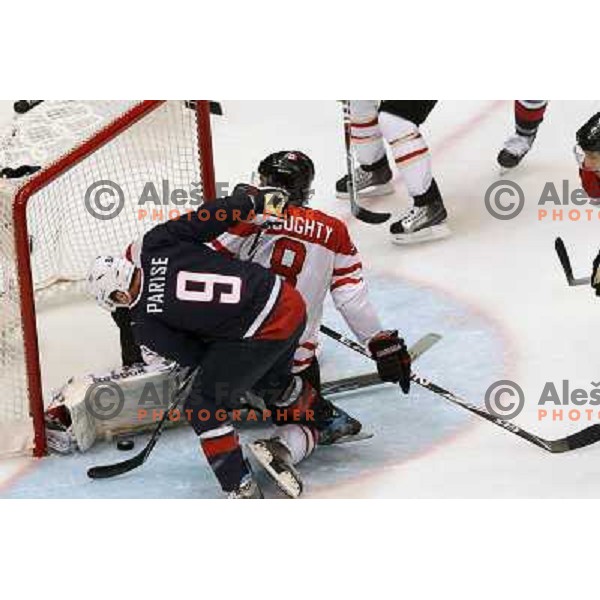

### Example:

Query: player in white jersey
xmin=209 ymin=151 xmax=412 ymax=497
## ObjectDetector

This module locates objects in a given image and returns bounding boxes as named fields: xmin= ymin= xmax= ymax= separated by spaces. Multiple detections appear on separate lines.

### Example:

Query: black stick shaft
xmin=320 ymin=324 xmax=600 ymax=453
xmin=87 ymin=368 xmax=197 ymax=479
xmin=341 ymin=101 xmax=391 ymax=224
xmin=555 ymin=237 xmax=591 ymax=286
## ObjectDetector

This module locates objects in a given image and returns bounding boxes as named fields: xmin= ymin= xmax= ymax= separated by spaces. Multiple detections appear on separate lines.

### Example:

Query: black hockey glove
xmin=232 ymin=183 xmax=290 ymax=218
xmin=111 ymin=307 xmax=143 ymax=367
xmin=368 ymin=330 xmax=412 ymax=394
xmin=592 ymin=251 xmax=600 ymax=296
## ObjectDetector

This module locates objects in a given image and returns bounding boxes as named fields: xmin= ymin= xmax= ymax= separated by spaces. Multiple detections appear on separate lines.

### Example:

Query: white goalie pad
xmin=44 ymin=353 xmax=187 ymax=454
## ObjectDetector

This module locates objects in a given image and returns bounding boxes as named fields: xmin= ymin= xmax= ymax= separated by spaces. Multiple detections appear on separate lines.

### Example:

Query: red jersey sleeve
xmin=580 ymin=169 xmax=600 ymax=200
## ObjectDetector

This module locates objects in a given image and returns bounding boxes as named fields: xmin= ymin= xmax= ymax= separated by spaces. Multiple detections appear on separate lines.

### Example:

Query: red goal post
xmin=0 ymin=100 xmax=216 ymax=457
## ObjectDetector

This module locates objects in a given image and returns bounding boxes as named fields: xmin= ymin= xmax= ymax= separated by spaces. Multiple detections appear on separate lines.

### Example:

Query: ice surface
xmin=3 ymin=100 xmax=600 ymax=498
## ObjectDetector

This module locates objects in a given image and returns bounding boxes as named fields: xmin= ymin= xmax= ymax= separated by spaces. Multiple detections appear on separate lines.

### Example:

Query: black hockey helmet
xmin=258 ymin=151 xmax=315 ymax=205
xmin=576 ymin=112 xmax=600 ymax=152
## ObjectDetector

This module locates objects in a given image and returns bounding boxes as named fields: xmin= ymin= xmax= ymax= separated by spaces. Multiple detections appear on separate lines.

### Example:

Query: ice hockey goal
xmin=0 ymin=100 xmax=216 ymax=457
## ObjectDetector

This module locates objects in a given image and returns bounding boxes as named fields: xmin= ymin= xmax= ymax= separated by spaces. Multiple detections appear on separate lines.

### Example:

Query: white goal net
xmin=0 ymin=100 xmax=215 ymax=456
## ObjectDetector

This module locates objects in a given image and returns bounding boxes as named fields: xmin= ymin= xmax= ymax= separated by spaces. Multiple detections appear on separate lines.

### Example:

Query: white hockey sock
xmin=276 ymin=424 xmax=318 ymax=465
xmin=379 ymin=111 xmax=432 ymax=197
xmin=350 ymin=100 xmax=386 ymax=166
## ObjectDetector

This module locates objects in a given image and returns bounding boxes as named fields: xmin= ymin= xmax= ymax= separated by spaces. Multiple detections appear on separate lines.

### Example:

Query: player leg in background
xmin=335 ymin=100 xmax=395 ymax=199
xmin=497 ymin=101 xmax=548 ymax=170
xmin=185 ymin=323 xmax=304 ymax=499
xmin=248 ymin=357 xmax=361 ymax=498
xmin=378 ymin=100 xmax=449 ymax=244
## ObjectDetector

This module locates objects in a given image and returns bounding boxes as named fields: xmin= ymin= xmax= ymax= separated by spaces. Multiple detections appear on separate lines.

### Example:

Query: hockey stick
xmin=87 ymin=367 xmax=197 ymax=479
xmin=320 ymin=324 xmax=600 ymax=453
xmin=322 ymin=332 xmax=442 ymax=396
xmin=341 ymin=101 xmax=391 ymax=225
xmin=555 ymin=237 xmax=590 ymax=286
xmin=86 ymin=333 xmax=438 ymax=478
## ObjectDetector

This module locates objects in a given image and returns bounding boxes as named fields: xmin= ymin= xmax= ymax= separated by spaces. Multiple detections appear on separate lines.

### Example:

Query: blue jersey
xmin=128 ymin=195 xmax=303 ymax=367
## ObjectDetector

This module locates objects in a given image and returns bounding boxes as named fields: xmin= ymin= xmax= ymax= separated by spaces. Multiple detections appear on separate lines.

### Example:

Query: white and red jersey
xmin=208 ymin=205 xmax=383 ymax=371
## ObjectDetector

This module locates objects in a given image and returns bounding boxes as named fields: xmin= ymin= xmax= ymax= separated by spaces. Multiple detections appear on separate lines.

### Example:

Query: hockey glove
xmin=368 ymin=330 xmax=411 ymax=393
xmin=232 ymin=183 xmax=290 ymax=219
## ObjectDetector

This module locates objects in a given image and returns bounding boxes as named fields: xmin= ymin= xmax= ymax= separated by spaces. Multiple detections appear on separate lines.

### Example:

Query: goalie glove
xmin=368 ymin=330 xmax=412 ymax=394
xmin=232 ymin=183 xmax=290 ymax=219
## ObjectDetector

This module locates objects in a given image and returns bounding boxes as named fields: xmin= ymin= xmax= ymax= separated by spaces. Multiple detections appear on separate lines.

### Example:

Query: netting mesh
xmin=0 ymin=101 xmax=205 ymax=455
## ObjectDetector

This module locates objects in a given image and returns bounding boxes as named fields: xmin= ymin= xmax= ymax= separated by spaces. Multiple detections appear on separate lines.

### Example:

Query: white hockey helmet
xmin=87 ymin=255 xmax=136 ymax=312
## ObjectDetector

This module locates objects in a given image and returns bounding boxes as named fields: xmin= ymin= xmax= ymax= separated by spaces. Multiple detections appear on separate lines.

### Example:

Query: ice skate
xmin=336 ymin=157 xmax=394 ymax=199
xmin=317 ymin=400 xmax=363 ymax=446
xmin=227 ymin=474 xmax=264 ymax=499
xmin=390 ymin=201 xmax=450 ymax=244
xmin=497 ymin=133 xmax=536 ymax=171
xmin=248 ymin=437 xmax=303 ymax=499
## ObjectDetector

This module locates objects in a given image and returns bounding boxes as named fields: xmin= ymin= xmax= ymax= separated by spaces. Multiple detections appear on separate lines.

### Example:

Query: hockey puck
xmin=116 ymin=438 xmax=135 ymax=451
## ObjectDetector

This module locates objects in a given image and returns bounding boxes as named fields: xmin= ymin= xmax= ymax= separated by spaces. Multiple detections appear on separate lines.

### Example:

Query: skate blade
xmin=247 ymin=442 xmax=303 ymax=499
xmin=392 ymin=223 xmax=451 ymax=245
xmin=336 ymin=182 xmax=395 ymax=200
xmin=328 ymin=431 xmax=374 ymax=445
